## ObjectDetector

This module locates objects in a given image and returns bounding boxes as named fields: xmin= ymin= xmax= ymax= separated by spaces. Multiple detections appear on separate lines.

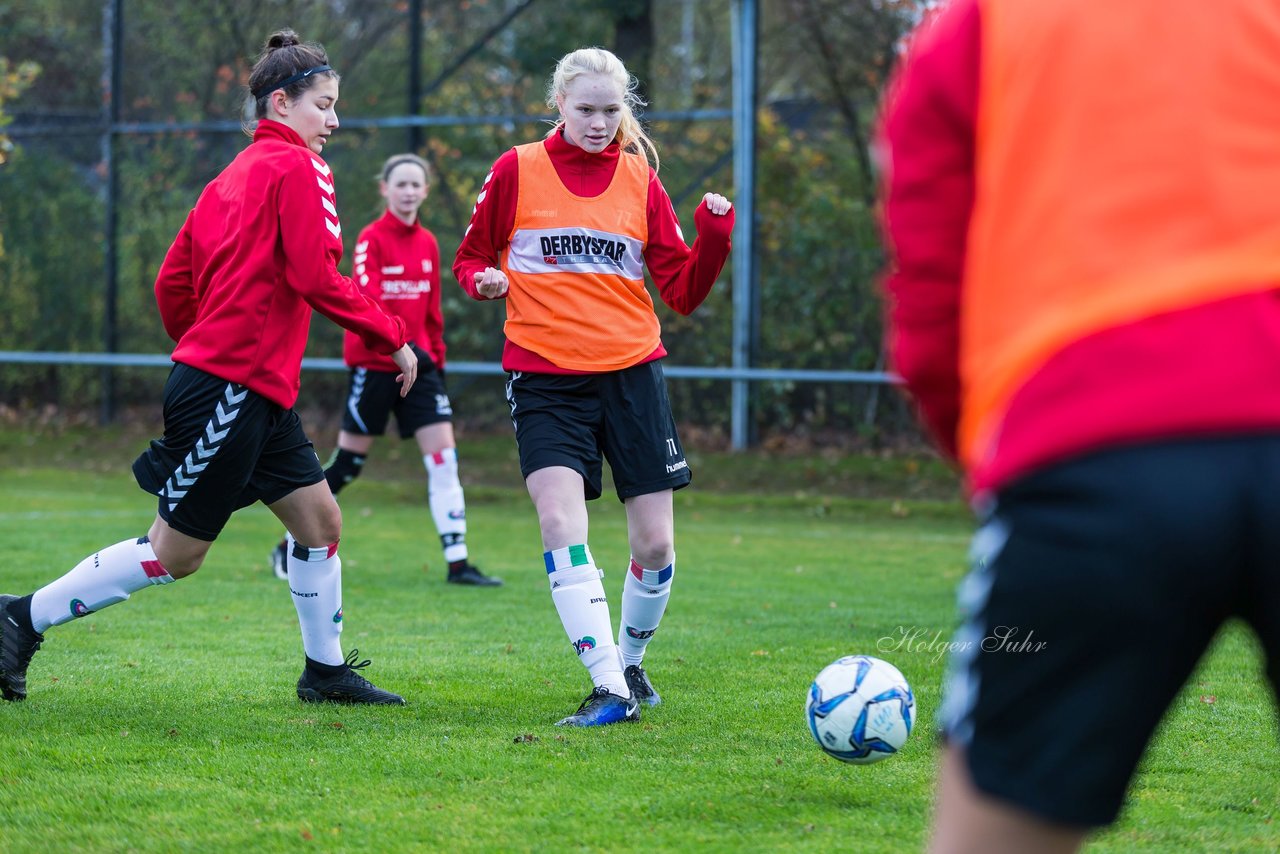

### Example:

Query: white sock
xmin=30 ymin=537 xmax=175 ymax=633
xmin=618 ymin=558 xmax=674 ymax=667
xmin=425 ymin=449 xmax=468 ymax=563
xmin=286 ymin=534 xmax=345 ymax=665
xmin=546 ymin=545 xmax=627 ymax=696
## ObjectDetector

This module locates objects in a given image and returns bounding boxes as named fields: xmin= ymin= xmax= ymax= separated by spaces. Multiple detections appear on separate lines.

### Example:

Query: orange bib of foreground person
xmin=959 ymin=0 xmax=1280 ymax=469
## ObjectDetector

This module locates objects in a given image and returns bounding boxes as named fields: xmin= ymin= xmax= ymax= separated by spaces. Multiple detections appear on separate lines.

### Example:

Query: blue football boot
xmin=555 ymin=686 xmax=640 ymax=727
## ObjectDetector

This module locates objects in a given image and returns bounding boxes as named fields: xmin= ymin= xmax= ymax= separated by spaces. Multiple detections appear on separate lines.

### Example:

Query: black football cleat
xmin=555 ymin=686 xmax=640 ymax=727
xmin=269 ymin=539 xmax=288 ymax=580
xmin=297 ymin=649 xmax=405 ymax=705
xmin=624 ymin=664 xmax=661 ymax=707
xmin=446 ymin=562 xmax=503 ymax=587
xmin=0 ymin=594 xmax=44 ymax=702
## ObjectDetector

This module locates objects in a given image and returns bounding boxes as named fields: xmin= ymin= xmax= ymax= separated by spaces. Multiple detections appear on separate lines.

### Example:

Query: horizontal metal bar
xmin=0 ymin=351 xmax=900 ymax=384
xmin=662 ymin=365 xmax=899 ymax=384
xmin=0 ymin=351 xmax=176 ymax=367
xmin=5 ymin=109 xmax=734 ymax=139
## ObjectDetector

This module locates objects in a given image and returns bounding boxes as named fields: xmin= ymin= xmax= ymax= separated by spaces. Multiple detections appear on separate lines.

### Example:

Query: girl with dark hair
xmin=0 ymin=29 xmax=417 ymax=707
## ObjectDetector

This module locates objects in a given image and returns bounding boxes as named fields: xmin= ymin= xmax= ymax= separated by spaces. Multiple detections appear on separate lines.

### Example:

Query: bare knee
xmin=623 ymin=491 xmax=674 ymax=568
xmin=536 ymin=504 xmax=581 ymax=549
xmin=147 ymin=518 xmax=212 ymax=579
xmin=150 ymin=541 xmax=208 ymax=578
xmin=630 ymin=530 xmax=674 ymax=568
xmin=164 ymin=554 xmax=205 ymax=579
xmin=296 ymin=502 xmax=343 ymax=549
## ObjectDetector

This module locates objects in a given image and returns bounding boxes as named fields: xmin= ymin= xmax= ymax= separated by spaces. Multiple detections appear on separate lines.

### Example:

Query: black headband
xmin=252 ymin=64 xmax=332 ymax=99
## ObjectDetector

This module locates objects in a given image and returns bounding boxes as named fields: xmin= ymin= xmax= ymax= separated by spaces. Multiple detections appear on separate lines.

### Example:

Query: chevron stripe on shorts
xmin=346 ymin=368 xmax=370 ymax=433
xmin=160 ymin=382 xmax=249 ymax=514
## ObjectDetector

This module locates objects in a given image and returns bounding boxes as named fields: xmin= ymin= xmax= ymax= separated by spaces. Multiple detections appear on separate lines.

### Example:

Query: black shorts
xmin=940 ymin=435 xmax=1280 ymax=827
xmin=505 ymin=360 xmax=691 ymax=501
xmin=341 ymin=357 xmax=451 ymax=439
xmin=131 ymin=363 xmax=325 ymax=541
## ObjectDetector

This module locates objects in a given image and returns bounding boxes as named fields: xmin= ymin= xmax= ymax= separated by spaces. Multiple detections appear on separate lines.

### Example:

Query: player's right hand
xmin=474 ymin=267 xmax=509 ymax=299
xmin=391 ymin=344 xmax=419 ymax=397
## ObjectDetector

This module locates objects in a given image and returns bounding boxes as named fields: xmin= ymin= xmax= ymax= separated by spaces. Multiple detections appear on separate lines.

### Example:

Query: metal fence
xmin=2 ymin=0 xmax=899 ymax=447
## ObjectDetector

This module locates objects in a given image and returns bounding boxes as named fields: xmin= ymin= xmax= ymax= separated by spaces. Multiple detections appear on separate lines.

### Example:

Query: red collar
xmin=378 ymin=208 xmax=420 ymax=234
xmin=544 ymin=126 xmax=621 ymax=166
xmin=253 ymin=119 xmax=309 ymax=149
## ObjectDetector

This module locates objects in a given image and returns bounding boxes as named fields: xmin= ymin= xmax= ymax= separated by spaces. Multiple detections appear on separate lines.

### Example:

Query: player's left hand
xmin=703 ymin=193 xmax=733 ymax=216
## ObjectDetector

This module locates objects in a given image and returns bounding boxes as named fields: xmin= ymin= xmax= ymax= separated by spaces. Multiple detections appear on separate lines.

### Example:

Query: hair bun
xmin=266 ymin=29 xmax=301 ymax=50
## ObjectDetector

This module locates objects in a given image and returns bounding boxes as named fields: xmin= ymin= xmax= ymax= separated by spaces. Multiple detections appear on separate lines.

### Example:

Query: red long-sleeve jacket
xmin=155 ymin=120 xmax=407 ymax=408
xmin=452 ymin=129 xmax=733 ymax=373
xmin=343 ymin=210 xmax=445 ymax=372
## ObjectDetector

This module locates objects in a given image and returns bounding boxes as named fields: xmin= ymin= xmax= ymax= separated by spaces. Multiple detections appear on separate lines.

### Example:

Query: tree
xmin=611 ymin=0 xmax=655 ymax=104
xmin=0 ymin=56 xmax=40 ymax=260
xmin=0 ymin=0 xmax=934 ymax=440
xmin=773 ymin=0 xmax=920 ymax=206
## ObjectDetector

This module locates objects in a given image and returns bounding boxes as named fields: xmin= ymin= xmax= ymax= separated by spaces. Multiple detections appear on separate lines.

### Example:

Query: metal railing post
xmin=100 ymin=0 xmax=123 ymax=423
xmin=730 ymin=0 xmax=758 ymax=450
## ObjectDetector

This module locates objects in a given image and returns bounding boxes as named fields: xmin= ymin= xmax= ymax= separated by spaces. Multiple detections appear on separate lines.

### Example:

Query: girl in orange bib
xmin=454 ymin=46 xmax=734 ymax=726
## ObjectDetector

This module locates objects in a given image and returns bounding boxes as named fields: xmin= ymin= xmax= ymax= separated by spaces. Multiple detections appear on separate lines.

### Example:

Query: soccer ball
xmin=806 ymin=655 xmax=916 ymax=764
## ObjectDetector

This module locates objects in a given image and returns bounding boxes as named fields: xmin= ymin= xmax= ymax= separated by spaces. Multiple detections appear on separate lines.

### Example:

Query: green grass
xmin=0 ymin=427 xmax=1276 ymax=852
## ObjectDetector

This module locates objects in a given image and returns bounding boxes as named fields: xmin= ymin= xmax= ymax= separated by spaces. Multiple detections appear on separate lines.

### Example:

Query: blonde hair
xmin=545 ymin=47 xmax=659 ymax=172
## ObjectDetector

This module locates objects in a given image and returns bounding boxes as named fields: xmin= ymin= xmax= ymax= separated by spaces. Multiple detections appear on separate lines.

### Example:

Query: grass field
xmin=0 ymin=425 xmax=1276 ymax=852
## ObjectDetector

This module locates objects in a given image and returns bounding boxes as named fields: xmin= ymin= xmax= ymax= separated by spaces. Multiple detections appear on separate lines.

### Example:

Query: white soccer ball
xmin=806 ymin=654 xmax=916 ymax=764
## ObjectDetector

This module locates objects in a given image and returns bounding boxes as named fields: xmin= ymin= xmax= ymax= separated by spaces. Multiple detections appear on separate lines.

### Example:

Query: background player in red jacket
xmin=269 ymin=153 xmax=500 ymax=587
xmin=454 ymin=47 xmax=733 ymax=727
xmin=0 ymin=29 xmax=417 ymax=706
